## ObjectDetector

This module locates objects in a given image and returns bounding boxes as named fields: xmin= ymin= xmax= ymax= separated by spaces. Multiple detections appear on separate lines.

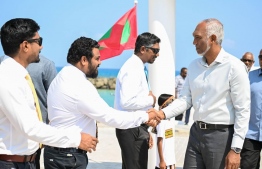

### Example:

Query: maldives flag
xmin=98 ymin=6 xmax=137 ymax=60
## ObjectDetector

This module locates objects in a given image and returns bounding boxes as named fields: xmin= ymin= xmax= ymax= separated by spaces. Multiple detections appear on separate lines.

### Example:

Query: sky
xmin=1 ymin=0 xmax=262 ymax=70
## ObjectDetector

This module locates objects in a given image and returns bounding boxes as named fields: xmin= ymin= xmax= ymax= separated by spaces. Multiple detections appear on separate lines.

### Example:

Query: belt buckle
xmin=199 ymin=122 xmax=207 ymax=129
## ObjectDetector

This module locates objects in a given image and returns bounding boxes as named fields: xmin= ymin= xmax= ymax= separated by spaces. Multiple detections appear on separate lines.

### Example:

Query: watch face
xmin=235 ymin=148 xmax=241 ymax=153
xmin=232 ymin=147 xmax=241 ymax=153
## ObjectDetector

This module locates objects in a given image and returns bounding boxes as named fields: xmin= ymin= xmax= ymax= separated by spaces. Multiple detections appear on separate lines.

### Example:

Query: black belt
xmin=140 ymin=123 xmax=149 ymax=130
xmin=45 ymin=146 xmax=87 ymax=154
xmin=196 ymin=121 xmax=233 ymax=130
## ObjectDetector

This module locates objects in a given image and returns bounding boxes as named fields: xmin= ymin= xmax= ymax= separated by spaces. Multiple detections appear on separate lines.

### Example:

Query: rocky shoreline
xmin=89 ymin=77 xmax=116 ymax=90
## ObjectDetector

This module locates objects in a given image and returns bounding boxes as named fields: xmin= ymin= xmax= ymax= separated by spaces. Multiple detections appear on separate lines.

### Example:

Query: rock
xmin=88 ymin=77 xmax=116 ymax=89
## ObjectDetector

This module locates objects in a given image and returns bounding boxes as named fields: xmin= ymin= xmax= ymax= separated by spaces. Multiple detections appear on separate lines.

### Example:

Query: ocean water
xmin=56 ymin=67 xmax=179 ymax=107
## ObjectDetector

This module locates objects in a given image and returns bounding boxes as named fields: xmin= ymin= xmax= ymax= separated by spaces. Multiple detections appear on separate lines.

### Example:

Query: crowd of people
xmin=0 ymin=17 xmax=261 ymax=169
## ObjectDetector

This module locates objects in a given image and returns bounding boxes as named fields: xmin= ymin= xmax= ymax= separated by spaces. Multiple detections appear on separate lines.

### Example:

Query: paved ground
xmin=40 ymin=121 xmax=262 ymax=169
xmin=40 ymin=121 xmax=190 ymax=169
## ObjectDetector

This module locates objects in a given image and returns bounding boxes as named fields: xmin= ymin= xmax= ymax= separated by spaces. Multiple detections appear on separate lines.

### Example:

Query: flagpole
xmin=148 ymin=1 xmax=176 ymax=169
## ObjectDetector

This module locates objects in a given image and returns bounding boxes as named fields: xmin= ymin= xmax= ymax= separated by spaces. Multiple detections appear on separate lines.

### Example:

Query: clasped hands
xmin=146 ymin=108 xmax=166 ymax=127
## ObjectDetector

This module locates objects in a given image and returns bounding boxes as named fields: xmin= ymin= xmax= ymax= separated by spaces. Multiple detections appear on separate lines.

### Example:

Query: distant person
xmin=155 ymin=94 xmax=176 ymax=169
xmin=241 ymin=52 xmax=255 ymax=71
xmin=158 ymin=18 xmax=250 ymax=169
xmin=175 ymin=67 xmax=191 ymax=124
xmin=0 ymin=18 xmax=98 ymax=169
xmin=240 ymin=49 xmax=262 ymax=169
xmin=44 ymin=36 xmax=159 ymax=169
xmin=114 ymin=32 xmax=161 ymax=169
xmin=0 ymin=54 xmax=57 ymax=169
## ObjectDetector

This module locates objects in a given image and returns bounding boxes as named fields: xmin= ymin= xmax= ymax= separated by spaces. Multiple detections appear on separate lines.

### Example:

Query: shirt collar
xmin=199 ymin=48 xmax=226 ymax=67
xmin=258 ymin=68 xmax=262 ymax=76
xmin=1 ymin=55 xmax=28 ymax=77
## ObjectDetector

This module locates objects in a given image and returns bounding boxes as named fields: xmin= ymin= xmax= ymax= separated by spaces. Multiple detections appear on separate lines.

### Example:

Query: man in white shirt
xmin=0 ymin=18 xmax=98 ymax=169
xmin=175 ymin=67 xmax=189 ymax=121
xmin=158 ymin=18 xmax=250 ymax=169
xmin=114 ymin=32 xmax=161 ymax=169
xmin=240 ymin=52 xmax=255 ymax=72
xmin=44 ymin=36 xmax=159 ymax=169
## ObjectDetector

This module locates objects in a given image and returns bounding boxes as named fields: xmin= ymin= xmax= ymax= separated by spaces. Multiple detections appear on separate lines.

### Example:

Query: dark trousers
xmin=0 ymin=160 xmax=35 ymax=169
xmin=44 ymin=146 xmax=88 ymax=169
xmin=35 ymin=148 xmax=41 ymax=169
xmin=183 ymin=122 xmax=233 ymax=169
xmin=241 ymin=138 xmax=262 ymax=169
xmin=116 ymin=126 xmax=149 ymax=169
xmin=185 ymin=107 xmax=192 ymax=124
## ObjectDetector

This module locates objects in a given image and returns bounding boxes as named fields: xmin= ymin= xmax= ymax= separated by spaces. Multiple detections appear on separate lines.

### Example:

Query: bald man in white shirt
xmin=158 ymin=18 xmax=250 ymax=169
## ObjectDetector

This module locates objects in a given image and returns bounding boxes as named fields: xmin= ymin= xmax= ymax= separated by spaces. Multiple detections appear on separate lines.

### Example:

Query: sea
xmin=56 ymin=67 xmax=179 ymax=107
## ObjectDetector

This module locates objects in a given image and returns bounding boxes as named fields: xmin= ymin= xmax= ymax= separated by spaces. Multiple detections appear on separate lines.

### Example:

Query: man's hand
xmin=146 ymin=119 xmax=158 ymax=127
xmin=224 ymin=150 xmax=240 ymax=169
xmin=148 ymin=91 xmax=156 ymax=107
xmin=147 ymin=108 xmax=161 ymax=123
xmin=157 ymin=110 xmax=166 ymax=120
xmin=78 ymin=133 xmax=99 ymax=153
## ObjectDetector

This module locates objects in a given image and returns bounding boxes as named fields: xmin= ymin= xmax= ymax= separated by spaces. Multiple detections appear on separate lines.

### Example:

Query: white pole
xmin=148 ymin=1 xmax=176 ymax=169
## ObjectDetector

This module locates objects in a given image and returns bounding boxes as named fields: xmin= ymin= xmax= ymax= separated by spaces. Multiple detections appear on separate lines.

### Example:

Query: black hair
xmin=134 ymin=32 xmax=160 ymax=54
xmin=158 ymin=93 xmax=173 ymax=107
xmin=0 ymin=18 xmax=40 ymax=56
xmin=67 ymin=37 xmax=100 ymax=65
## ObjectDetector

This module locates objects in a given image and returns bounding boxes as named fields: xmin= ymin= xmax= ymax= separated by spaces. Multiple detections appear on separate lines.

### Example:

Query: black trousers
xmin=241 ymin=138 xmax=262 ymax=169
xmin=35 ymin=148 xmax=41 ymax=169
xmin=44 ymin=146 xmax=88 ymax=169
xmin=116 ymin=126 xmax=149 ymax=169
xmin=184 ymin=122 xmax=233 ymax=169
xmin=0 ymin=160 xmax=35 ymax=169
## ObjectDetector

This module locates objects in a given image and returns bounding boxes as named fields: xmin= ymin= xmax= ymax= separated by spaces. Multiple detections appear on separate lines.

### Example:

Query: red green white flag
xmin=98 ymin=6 xmax=137 ymax=60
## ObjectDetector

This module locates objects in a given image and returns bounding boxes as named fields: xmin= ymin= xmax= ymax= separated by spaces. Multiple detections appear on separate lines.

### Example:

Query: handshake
xmin=145 ymin=108 xmax=166 ymax=127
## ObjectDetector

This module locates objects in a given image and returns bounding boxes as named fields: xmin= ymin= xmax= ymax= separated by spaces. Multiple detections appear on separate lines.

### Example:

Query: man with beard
xmin=114 ymin=32 xmax=160 ymax=169
xmin=44 ymin=36 xmax=160 ymax=169
xmin=158 ymin=18 xmax=250 ymax=169
xmin=0 ymin=18 xmax=98 ymax=169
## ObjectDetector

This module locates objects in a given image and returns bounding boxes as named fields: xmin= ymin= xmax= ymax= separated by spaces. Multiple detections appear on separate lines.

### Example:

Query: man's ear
xmin=140 ymin=46 xmax=147 ymax=54
xmin=21 ymin=41 xmax=29 ymax=52
xmin=210 ymin=35 xmax=217 ymax=43
xmin=80 ymin=56 xmax=88 ymax=66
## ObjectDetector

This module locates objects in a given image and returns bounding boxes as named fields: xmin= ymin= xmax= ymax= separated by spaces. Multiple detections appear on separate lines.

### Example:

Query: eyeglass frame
xmin=241 ymin=58 xmax=254 ymax=63
xmin=25 ymin=37 xmax=43 ymax=46
xmin=145 ymin=46 xmax=160 ymax=54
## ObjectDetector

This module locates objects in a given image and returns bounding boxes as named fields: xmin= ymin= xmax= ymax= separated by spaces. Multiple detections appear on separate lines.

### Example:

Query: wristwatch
xmin=231 ymin=147 xmax=242 ymax=154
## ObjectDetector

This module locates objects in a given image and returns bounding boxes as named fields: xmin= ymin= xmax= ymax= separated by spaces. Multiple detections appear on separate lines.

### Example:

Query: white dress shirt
xmin=47 ymin=64 xmax=148 ymax=137
xmin=163 ymin=48 xmax=250 ymax=148
xmin=0 ymin=56 xmax=80 ymax=155
xmin=114 ymin=54 xmax=154 ymax=112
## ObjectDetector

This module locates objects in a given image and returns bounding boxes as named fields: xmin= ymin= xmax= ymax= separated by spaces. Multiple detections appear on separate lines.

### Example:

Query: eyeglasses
xmin=241 ymin=59 xmax=254 ymax=63
xmin=259 ymin=55 xmax=262 ymax=58
xmin=145 ymin=47 xmax=160 ymax=54
xmin=26 ymin=37 xmax=43 ymax=46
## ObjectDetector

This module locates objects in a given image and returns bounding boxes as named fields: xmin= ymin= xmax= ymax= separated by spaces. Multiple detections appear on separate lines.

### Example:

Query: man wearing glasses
xmin=241 ymin=52 xmax=255 ymax=72
xmin=0 ymin=18 xmax=98 ymax=169
xmin=241 ymin=49 xmax=262 ymax=168
xmin=114 ymin=32 xmax=161 ymax=169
